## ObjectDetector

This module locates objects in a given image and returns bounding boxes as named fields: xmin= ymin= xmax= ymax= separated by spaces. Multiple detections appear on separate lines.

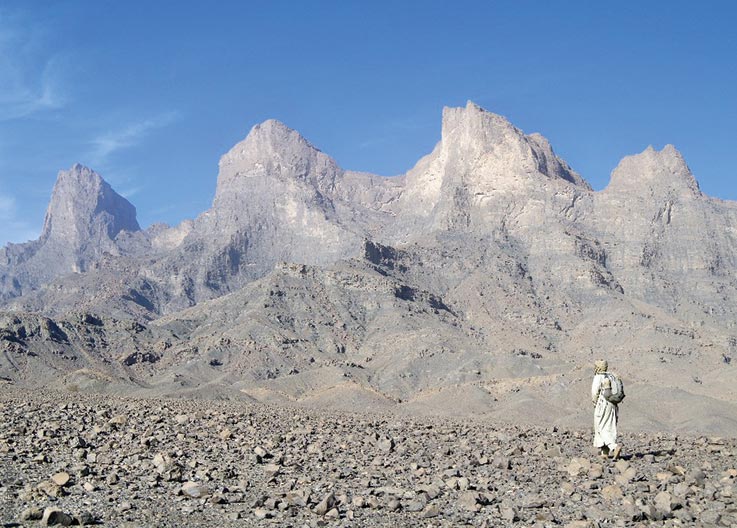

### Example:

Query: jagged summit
xmin=41 ymin=164 xmax=140 ymax=246
xmin=217 ymin=118 xmax=329 ymax=176
xmin=435 ymin=101 xmax=589 ymax=188
xmin=605 ymin=144 xmax=700 ymax=196
xmin=213 ymin=118 xmax=342 ymax=210
xmin=441 ymin=100 xmax=514 ymax=138
xmin=440 ymin=100 xmax=519 ymax=151
xmin=0 ymin=164 xmax=141 ymax=300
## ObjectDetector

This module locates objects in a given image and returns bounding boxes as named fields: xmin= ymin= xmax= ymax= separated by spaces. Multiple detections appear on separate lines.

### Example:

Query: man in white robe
xmin=591 ymin=359 xmax=621 ymax=459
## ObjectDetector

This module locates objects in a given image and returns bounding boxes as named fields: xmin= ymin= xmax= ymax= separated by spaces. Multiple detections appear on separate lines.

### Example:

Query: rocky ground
xmin=1 ymin=385 xmax=736 ymax=527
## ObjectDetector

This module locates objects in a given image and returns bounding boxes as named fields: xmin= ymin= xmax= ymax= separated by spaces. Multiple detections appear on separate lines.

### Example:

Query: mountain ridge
xmin=1 ymin=101 xmax=736 ymax=434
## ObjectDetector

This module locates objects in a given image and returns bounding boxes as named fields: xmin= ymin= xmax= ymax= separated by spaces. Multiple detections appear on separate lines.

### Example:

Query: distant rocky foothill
xmin=1 ymin=101 xmax=736 ymax=435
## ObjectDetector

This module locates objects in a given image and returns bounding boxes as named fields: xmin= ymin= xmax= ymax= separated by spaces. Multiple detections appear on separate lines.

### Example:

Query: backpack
xmin=605 ymin=373 xmax=625 ymax=404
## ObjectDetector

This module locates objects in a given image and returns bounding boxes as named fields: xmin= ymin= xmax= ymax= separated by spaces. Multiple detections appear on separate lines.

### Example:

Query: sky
xmin=1 ymin=1 xmax=736 ymax=246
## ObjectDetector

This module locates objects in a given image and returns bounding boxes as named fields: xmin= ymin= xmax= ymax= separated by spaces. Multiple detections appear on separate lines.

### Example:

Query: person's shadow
xmin=622 ymin=448 xmax=676 ymax=461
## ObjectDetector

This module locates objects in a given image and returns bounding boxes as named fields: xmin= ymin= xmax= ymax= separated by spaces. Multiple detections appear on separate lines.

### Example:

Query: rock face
xmin=209 ymin=118 xmax=357 ymax=264
xmin=591 ymin=146 xmax=737 ymax=312
xmin=392 ymin=101 xmax=589 ymax=237
xmin=144 ymin=119 xmax=377 ymax=310
xmin=40 ymin=164 xmax=140 ymax=254
xmin=1 ymin=101 xmax=737 ymax=434
xmin=0 ymin=164 xmax=143 ymax=302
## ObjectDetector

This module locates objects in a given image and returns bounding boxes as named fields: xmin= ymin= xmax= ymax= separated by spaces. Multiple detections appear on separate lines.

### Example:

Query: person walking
xmin=591 ymin=359 xmax=622 ymax=459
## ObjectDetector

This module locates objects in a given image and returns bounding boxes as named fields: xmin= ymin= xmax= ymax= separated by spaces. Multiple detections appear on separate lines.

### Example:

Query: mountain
xmin=142 ymin=119 xmax=387 ymax=311
xmin=41 ymin=163 xmax=140 ymax=252
xmin=390 ymin=101 xmax=589 ymax=237
xmin=1 ymin=102 xmax=736 ymax=434
xmin=592 ymin=145 xmax=737 ymax=311
xmin=0 ymin=164 xmax=144 ymax=303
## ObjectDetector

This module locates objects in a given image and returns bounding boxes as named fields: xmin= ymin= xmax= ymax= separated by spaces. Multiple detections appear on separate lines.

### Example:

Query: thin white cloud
xmin=119 ymin=186 xmax=144 ymax=199
xmin=0 ymin=192 xmax=40 ymax=245
xmin=0 ymin=10 xmax=67 ymax=121
xmin=88 ymin=112 xmax=180 ymax=166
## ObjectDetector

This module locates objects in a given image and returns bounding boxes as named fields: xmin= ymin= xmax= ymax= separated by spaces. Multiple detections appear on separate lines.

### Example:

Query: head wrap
xmin=594 ymin=360 xmax=608 ymax=374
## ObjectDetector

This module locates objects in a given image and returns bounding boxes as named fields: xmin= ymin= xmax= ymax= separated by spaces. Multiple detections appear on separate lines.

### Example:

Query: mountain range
xmin=2 ymin=101 xmax=736 ymax=434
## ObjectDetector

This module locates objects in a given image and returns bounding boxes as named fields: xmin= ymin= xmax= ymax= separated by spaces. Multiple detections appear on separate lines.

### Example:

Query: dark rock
xmin=41 ymin=507 xmax=73 ymax=526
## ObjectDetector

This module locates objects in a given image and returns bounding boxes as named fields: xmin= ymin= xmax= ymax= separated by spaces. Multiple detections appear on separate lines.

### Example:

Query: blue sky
xmin=1 ymin=1 xmax=735 ymax=245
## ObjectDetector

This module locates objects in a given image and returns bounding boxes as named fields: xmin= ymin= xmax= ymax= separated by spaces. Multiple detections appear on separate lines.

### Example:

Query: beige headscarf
xmin=594 ymin=360 xmax=608 ymax=374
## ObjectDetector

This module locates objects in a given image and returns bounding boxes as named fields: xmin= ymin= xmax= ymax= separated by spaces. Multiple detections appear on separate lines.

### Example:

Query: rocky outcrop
xmin=390 ymin=101 xmax=589 ymax=237
xmin=136 ymin=119 xmax=402 ymax=312
xmin=0 ymin=165 xmax=143 ymax=303
xmin=40 ymin=164 xmax=140 ymax=253
xmin=591 ymin=145 xmax=737 ymax=316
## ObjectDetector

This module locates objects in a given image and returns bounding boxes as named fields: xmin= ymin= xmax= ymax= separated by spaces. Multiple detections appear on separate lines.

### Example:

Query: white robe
xmin=591 ymin=373 xmax=618 ymax=449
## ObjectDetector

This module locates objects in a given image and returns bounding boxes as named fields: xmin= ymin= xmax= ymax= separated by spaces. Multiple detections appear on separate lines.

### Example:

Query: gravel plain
xmin=1 ymin=385 xmax=736 ymax=527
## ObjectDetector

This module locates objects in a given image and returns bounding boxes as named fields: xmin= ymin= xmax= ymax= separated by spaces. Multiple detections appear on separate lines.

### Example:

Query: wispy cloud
xmin=0 ymin=10 xmax=67 ymax=121
xmin=119 ymin=185 xmax=144 ymax=199
xmin=0 ymin=192 xmax=40 ymax=245
xmin=358 ymin=136 xmax=391 ymax=149
xmin=88 ymin=112 xmax=180 ymax=167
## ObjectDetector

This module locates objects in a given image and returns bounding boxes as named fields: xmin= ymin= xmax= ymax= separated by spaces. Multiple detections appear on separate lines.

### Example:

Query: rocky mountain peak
xmin=434 ymin=101 xmax=588 ymax=188
xmin=40 ymin=164 xmax=140 ymax=247
xmin=218 ymin=119 xmax=322 ymax=171
xmin=606 ymin=144 xmax=701 ymax=195
xmin=440 ymin=100 xmax=518 ymax=149
xmin=214 ymin=119 xmax=341 ymax=208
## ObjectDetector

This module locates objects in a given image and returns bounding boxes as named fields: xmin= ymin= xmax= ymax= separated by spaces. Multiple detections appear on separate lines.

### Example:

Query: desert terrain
xmin=2 ymin=385 xmax=736 ymax=527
